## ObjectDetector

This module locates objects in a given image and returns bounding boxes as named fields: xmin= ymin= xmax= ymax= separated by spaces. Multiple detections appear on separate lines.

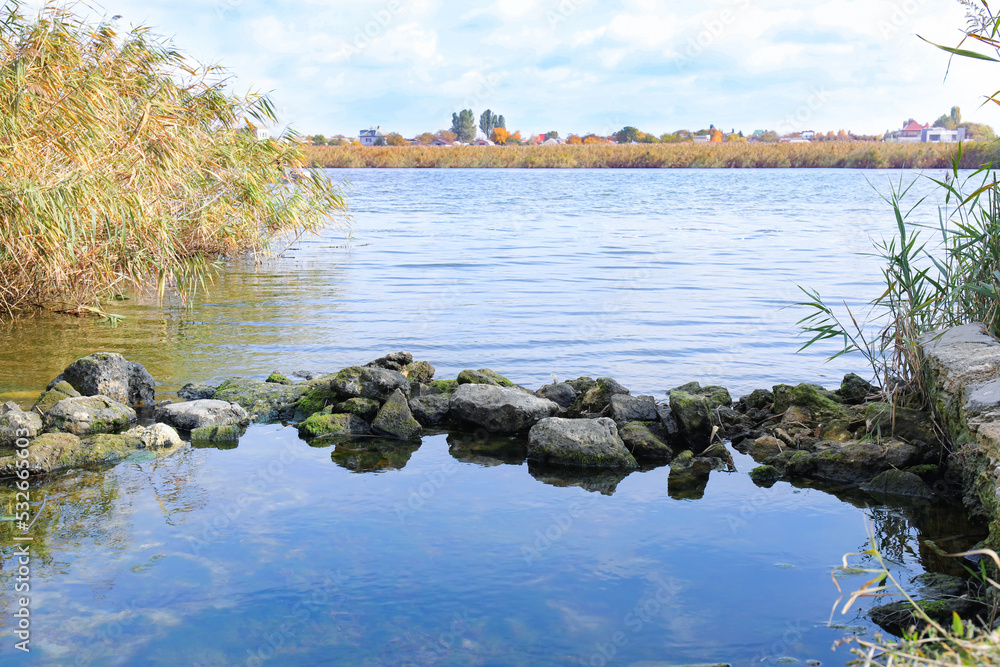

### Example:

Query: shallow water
xmin=0 ymin=168 xmax=987 ymax=665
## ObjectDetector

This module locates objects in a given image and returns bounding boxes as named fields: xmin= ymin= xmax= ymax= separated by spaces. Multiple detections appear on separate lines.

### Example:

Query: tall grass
xmin=0 ymin=2 xmax=347 ymax=318
xmin=302 ymin=142 xmax=1000 ymax=170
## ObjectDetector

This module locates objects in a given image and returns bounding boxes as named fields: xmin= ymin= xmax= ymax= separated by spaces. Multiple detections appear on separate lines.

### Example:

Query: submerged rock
xmin=43 ymin=396 xmax=136 ymax=436
xmin=450 ymin=384 xmax=558 ymax=434
xmin=859 ymin=469 xmax=934 ymax=498
xmin=527 ymin=417 xmax=637 ymax=468
xmin=0 ymin=403 xmax=42 ymax=448
xmin=154 ymin=399 xmax=249 ymax=431
xmin=57 ymin=352 xmax=155 ymax=408
xmin=212 ymin=377 xmax=307 ymax=422
xmin=372 ymin=389 xmax=422 ymax=440
xmin=190 ymin=424 xmax=244 ymax=443
xmin=869 ymin=597 xmax=988 ymax=637
xmin=749 ymin=465 xmax=781 ymax=487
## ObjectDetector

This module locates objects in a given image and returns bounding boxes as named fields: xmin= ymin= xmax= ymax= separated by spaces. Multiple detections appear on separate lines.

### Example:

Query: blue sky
xmin=65 ymin=0 xmax=1000 ymax=137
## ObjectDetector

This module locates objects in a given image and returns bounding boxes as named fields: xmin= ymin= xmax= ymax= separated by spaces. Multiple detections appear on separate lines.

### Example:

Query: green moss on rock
xmin=457 ymin=368 xmax=514 ymax=387
xmin=749 ymin=465 xmax=781 ymax=487
xmin=772 ymin=383 xmax=846 ymax=420
xmin=297 ymin=413 xmax=371 ymax=439
xmin=265 ymin=372 xmax=293 ymax=385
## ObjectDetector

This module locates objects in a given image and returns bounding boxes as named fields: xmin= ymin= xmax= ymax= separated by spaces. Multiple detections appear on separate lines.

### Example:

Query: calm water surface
xmin=0 ymin=169 xmax=985 ymax=665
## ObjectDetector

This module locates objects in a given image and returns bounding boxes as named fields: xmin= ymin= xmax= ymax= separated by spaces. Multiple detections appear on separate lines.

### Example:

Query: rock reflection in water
xmin=527 ymin=461 xmax=633 ymax=495
xmin=447 ymin=430 xmax=527 ymax=467
xmin=329 ymin=437 xmax=421 ymax=473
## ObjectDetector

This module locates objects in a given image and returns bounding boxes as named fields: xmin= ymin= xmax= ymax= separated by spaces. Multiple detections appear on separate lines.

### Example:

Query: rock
xmin=425 ymin=379 xmax=459 ymax=396
xmin=334 ymin=397 xmax=381 ymax=421
xmin=297 ymin=413 xmax=371 ymax=439
xmin=749 ymin=465 xmax=781 ymax=487
xmin=609 ymin=394 xmax=658 ymax=425
xmin=457 ymin=368 xmax=515 ymax=387
xmin=748 ymin=435 xmax=783 ymax=462
xmin=32 ymin=380 xmax=81 ymax=414
xmin=330 ymin=366 xmax=410 ymax=402
xmin=372 ymin=389 xmax=422 ymax=440
xmin=0 ymin=432 xmax=139 ymax=477
xmin=860 ymin=470 xmax=934 ymax=498
xmin=59 ymin=352 xmax=155 ymax=408
xmin=781 ymin=405 xmax=813 ymax=424
xmin=570 ymin=377 xmax=630 ymax=414
xmin=668 ymin=390 xmax=715 ymax=448
xmin=293 ymin=375 xmax=341 ymax=420
xmin=154 ymin=399 xmax=249 ymax=431
xmin=618 ymin=421 xmax=673 ymax=462
xmin=365 ymin=351 xmax=413 ymax=372
xmin=819 ymin=420 xmax=855 ymax=442
xmin=177 ymin=381 xmax=222 ymax=401
xmin=840 ymin=373 xmax=877 ymax=404
xmin=0 ymin=404 xmax=42 ymax=448
xmin=739 ymin=388 xmax=774 ymax=413
xmin=265 ymin=372 xmax=293 ymax=385
xmin=212 ymin=377 xmax=307 ymax=422
xmin=671 ymin=381 xmax=732 ymax=409
xmin=565 ymin=377 xmax=596 ymax=394
xmin=404 ymin=360 xmax=435 ymax=384
xmin=190 ymin=424 xmax=243 ymax=443
xmin=870 ymin=597 xmax=988 ymax=637
xmin=535 ymin=382 xmax=578 ymax=409
xmin=409 ymin=394 xmax=451 ymax=427
xmin=913 ymin=572 xmax=969 ymax=599
xmin=450 ymin=384 xmax=558 ymax=434
xmin=123 ymin=423 xmax=183 ymax=449
xmin=772 ymin=383 xmax=846 ymax=420
xmin=863 ymin=403 xmax=939 ymax=445
xmin=527 ymin=417 xmax=637 ymax=468
xmin=44 ymin=396 xmax=136 ymax=436
xmin=699 ymin=443 xmax=732 ymax=462
xmin=291 ymin=370 xmax=327 ymax=381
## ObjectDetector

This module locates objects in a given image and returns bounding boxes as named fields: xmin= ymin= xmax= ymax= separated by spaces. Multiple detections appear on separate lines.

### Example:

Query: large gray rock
xmin=527 ymin=417 xmax=638 ymax=468
xmin=618 ymin=421 xmax=673 ymax=462
xmin=860 ymin=469 xmax=934 ymax=498
xmin=330 ymin=366 xmax=410 ymax=402
xmin=372 ymin=389 xmax=422 ymax=440
xmin=32 ymin=380 xmax=81 ymax=414
xmin=609 ymin=394 xmax=658 ymax=424
xmin=178 ymin=381 xmax=222 ymax=401
xmin=212 ymin=377 xmax=307 ymax=422
xmin=154 ymin=399 xmax=249 ymax=431
xmin=0 ymin=403 xmax=42 ymax=448
xmin=57 ymin=352 xmax=155 ymax=408
xmin=123 ymin=423 xmax=184 ymax=450
xmin=668 ymin=389 xmax=715 ymax=448
xmin=450 ymin=384 xmax=559 ymax=434
xmin=43 ymin=395 xmax=137 ymax=435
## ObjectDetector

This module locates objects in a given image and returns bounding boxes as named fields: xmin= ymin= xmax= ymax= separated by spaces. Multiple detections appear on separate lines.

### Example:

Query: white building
xmin=359 ymin=126 xmax=385 ymax=146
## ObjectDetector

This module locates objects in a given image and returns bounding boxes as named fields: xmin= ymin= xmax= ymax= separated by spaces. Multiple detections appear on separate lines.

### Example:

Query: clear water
xmin=0 ymin=169 xmax=985 ymax=665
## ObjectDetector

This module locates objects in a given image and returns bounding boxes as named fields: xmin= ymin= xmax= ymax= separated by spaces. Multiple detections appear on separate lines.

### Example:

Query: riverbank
xmin=302 ymin=141 xmax=1000 ymax=169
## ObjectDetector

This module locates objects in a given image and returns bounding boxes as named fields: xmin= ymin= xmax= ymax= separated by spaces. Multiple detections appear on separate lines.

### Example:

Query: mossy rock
xmin=748 ymin=435 xmax=783 ymax=462
xmin=334 ymin=397 xmax=381 ymax=421
xmin=32 ymin=380 xmax=81 ymax=414
xmin=213 ymin=377 xmax=307 ymax=422
xmin=330 ymin=366 xmax=410 ymax=402
xmin=569 ymin=377 xmax=630 ymax=415
xmin=863 ymin=403 xmax=938 ymax=445
xmin=371 ymin=389 xmax=422 ymax=440
xmin=859 ymin=469 xmax=933 ymax=498
xmin=265 ymin=372 xmax=293 ymax=385
xmin=820 ymin=420 xmax=855 ymax=443
xmin=668 ymin=390 xmax=714 ymax=448
xmin=749 ymin=465 xmax=781 ymax=487
xmin=565 ymin=377 xmax=596 ymax=394
xmin=404 ymin=361 xmax=435 ymax=384
xmin=772 ymin=383 xmax=846 ymax=420
xmin=785 ymin=450 xmax=816 ymax=477
xmin=296 ymin=413 xmax=371 ymax=439
xmin=426 ymin=379 xmax=459 ymax=396
xmin=0 ymin=432 xmax=140 ymax=477
xmin=700 ymin=443 xmax=731 ymax=461
xmin=839 ymin=373 xmax=877 ymax=404
xmin=618 ymin=421 xmax=672 ymax=462
xmin=293 ymin=378 xmax=342 ymax=421
xmin=740 ymin=388 xmax=773 ymax=413
xmin=904 ymin=464 xmax=940 ymax=485
xmin=457 ymin=368 xmax=514 ymax=387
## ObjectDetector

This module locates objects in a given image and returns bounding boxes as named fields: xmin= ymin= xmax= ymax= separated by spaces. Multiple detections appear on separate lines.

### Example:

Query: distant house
xmin=254 ymin=128 xmax=269 ymax=141
xmin=800 ymin=130 xmax=816 ymax=140
xmin=890 ymin=119 xmax=968 ymax=143
xmin=474 ymin=139 xmax=496 ymax=146
xmin=428 ymin=138 xmax=452 ymax=146
xmin=359 ymin=126 xmax=385 ymax=146
xmin=692 ymin=134 xmax=710 ymax=144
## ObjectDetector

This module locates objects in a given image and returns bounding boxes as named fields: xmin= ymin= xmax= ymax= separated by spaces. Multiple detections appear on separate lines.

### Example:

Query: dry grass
xmin=0 ymin=2 xmax=347 ymax=318
xmin=301 ymin=142 xmax=1000 ymax=169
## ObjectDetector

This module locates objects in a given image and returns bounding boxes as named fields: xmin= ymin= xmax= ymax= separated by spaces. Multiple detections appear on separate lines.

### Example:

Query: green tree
xmin=545 ymin=130 xmax=559 ymax=139
xmin=479 ymin=109 xmax=503 ymax=140
xmin=385 ymin=132 xmax=407 ymax=146
xmin=951 ymin=105 xmax=962 ymax=125
xmin=614 ymin=126 xmax=639 ymax=143
xmin=415 ymin=132 xmax=437 ymax=145
xmin=311 ymin=134 xmax=327 ymax=145
xmin=451 ymin=109 xmax=476 ymax=143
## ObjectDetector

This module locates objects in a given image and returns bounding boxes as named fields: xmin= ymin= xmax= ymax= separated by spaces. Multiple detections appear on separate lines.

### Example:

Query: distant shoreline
xmin=301 ymin=142 xmax=1000 ymax=169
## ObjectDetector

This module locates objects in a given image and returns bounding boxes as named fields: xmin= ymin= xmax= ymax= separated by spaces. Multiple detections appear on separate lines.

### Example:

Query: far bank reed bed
xmin=302 ymin=142 xmax=1000 ymax=170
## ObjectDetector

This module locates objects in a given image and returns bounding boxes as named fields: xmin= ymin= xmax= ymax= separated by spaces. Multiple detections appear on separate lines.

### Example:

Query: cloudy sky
xmin=66 ymin=0 xmax=1000 ymax=137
